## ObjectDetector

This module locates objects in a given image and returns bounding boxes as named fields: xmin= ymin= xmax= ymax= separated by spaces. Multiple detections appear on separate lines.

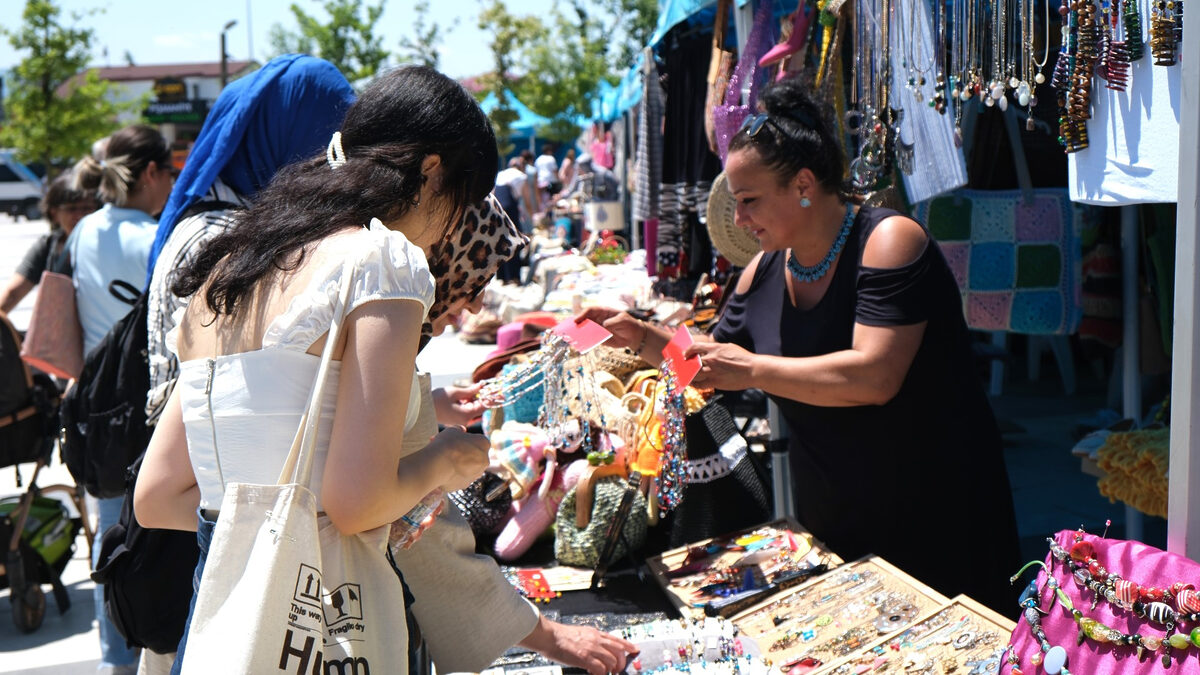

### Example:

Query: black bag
xmin=91 ymin=454 xmax=199 ymax=653
xmin=668 ymin=395 xmax=771 ymax=548
xmin=60 ymin=281 xmax=149 ymax=499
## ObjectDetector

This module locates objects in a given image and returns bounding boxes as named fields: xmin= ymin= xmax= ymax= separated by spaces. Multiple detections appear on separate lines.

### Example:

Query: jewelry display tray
xmin=644 ymin=518 xmax=846 ymax=620
xmin=820 ymin=594 xmax=1017 ymax=675
xmin=728 ymin=555 xmax=950 ymax=672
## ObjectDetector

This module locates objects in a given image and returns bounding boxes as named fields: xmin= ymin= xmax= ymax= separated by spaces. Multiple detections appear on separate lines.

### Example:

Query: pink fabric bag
xmin=711 ymin=0 xmax=776 ymax=163
xmin=1005 ymin=530 xmax=1200 ymax=674
xmin=20 ymin=270 xmax=83 ymax=379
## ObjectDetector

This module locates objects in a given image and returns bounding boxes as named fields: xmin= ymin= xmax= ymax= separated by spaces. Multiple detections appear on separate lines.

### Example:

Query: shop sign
xmin=152 ymin=77 xmax=187 ymax=103
xmin=144 ymin=99 xmax=209 ymax=124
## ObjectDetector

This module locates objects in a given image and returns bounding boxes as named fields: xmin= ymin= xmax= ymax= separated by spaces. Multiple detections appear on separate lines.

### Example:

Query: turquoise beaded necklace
xmin=786 ymin=203 xmax=857 ymax=283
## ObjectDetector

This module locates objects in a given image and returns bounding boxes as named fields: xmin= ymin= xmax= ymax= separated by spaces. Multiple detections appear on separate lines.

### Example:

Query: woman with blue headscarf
xmin=144 ymin=54 xmax=355 ymax=425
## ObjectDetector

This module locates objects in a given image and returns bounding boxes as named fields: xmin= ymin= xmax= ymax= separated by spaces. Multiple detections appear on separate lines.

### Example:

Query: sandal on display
xmin=758 ymin=4 xmax=812 ymax=67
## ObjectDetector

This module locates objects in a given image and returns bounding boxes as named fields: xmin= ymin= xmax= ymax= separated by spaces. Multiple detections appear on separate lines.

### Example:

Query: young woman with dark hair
xmin=136 ymin=65 xmax=634 ymax=674
xmin=581 ymin=75 xmax=1021 ymax=613
xmin=0 ymin=171 xmax=97 ymax=314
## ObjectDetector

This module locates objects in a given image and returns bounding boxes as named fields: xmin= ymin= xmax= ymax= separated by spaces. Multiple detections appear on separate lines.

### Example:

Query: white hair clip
xmin=326 ymin=131 xmax=347 ymax=170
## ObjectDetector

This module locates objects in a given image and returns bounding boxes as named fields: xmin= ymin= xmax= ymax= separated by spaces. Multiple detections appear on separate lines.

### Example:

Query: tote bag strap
xmin=276 ymin=261 xmax=357 ymax=488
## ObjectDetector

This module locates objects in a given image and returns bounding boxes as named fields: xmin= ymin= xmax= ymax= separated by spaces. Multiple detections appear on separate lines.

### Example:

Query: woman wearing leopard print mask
xmin=136 ymin=65 xmax=635 ymax=675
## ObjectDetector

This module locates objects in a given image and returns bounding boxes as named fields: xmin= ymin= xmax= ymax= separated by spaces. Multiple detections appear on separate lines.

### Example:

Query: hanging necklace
xmin=786 ymin=204 xmax=856 ymax=284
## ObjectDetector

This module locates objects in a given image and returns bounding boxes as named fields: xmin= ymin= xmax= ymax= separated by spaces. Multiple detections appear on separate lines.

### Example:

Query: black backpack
xmin=60 ymin=281 xmax=150 ymax=499
xmin=59 ymin=200 xmax=237 ymax=499
xmin=91 ymin=454 xmax=199 ymax=653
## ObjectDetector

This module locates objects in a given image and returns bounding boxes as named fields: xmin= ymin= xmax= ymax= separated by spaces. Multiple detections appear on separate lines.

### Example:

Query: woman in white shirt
xmin=135 ymin=65 xmax=633 ymax=675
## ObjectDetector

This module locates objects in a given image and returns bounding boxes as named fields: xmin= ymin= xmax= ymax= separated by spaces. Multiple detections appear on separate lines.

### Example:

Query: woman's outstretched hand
xmin=686 ymin=341 xmax=757 ymax=391
xmin=575 ymin=307 xmax=645 ymax=351
xmin=518 ymin=615 xmax=639 ymax=675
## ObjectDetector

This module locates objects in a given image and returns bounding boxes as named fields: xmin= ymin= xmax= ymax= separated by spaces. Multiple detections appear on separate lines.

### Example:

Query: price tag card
xmin=550 ymin=318 xmax=612 ymax=353
xmin=662 ymin=325 xmax=701 ymax=392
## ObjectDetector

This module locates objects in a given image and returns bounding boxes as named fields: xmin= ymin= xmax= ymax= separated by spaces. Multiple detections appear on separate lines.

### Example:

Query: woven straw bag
xmin=565 ymin=344 xmax=649 ymax=385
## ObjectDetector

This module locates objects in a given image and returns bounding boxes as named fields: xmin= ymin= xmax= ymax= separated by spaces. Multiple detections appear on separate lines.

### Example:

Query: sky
xmin=0 ymin=0 xmax=558 ymax=80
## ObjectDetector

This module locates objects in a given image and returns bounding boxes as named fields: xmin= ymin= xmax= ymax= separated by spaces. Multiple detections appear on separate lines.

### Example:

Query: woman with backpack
xmin=69 ymin=123 xmax=173 ymax=675
xmin=134 ymin=66 xmax=634 ymax=675
xmin=0 ymin=171 xmax=98 ymax=314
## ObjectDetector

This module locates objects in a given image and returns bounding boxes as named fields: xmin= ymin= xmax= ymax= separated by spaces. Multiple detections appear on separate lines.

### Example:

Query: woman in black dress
xmin=585 ymin=76 xmax=1020 ymax=611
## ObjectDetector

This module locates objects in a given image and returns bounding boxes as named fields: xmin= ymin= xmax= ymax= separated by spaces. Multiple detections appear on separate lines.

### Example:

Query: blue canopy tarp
xmin=478 ymin=90 xmax=552 ymax=137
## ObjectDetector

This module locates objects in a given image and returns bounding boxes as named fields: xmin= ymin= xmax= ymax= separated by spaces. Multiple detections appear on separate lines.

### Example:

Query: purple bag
xmin=711 ymin=1 xmax=776 ymax=163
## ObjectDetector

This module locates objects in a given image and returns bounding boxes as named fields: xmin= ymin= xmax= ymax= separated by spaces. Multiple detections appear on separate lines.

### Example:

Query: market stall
xmin=445 ymin=0 xmax=1200 ymax=671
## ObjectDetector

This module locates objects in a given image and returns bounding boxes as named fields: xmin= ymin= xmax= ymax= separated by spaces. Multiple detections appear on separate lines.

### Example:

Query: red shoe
xmin=759 ymin=5 xmax=812 ymax=67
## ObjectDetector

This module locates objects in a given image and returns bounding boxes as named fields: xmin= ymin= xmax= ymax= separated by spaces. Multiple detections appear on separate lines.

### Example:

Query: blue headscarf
xmin=145 ymin=54 xmax=355 ymax=284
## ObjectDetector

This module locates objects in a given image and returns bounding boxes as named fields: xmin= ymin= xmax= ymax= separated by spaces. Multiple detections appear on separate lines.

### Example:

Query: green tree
xmin=478 ymin=0 xmax=659 ymax=144
xmin=397 ymin=0 xmax=456 ymax=69
xmin=268 ymin=0 xmax=388 ymax=84
xmin=0 ymin=0 xmax=128 ymax=172
xmin=477 ymin=1 xmax=545 ymax=157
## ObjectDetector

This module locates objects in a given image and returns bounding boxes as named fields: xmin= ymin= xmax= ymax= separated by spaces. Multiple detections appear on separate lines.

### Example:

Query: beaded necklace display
xmin=1012 ymin=555 xmax=1200 ymax=670
xmin=786 ymin=203 xmax=856 ymax=284
xmin=1045 ymin=532 xmax=1200 ymax=664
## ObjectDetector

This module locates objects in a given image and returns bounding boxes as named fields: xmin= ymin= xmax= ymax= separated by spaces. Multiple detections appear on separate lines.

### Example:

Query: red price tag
xmin=662 ymin=325 xmax=701 ymax=392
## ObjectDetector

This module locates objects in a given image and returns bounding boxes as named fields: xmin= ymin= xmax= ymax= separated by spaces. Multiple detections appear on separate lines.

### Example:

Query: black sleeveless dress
xmin=713 ymin=206 xmax=1021 ymax=612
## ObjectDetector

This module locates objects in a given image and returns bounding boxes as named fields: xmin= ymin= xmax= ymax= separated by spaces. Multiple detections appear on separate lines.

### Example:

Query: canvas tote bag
xmin=180 ymin=263 xmax=409 ymax=674
xmin=20 ymin=270 xmax=84 ymax=379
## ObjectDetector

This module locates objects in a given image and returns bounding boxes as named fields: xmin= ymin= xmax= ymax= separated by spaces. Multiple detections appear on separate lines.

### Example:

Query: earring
xmin=799 ymin=196 xmax=812 ymax=208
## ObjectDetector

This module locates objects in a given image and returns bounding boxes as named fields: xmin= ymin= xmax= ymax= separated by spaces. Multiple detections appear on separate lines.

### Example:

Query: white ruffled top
xmin=174 ymin=220 xmax=435 ymax=512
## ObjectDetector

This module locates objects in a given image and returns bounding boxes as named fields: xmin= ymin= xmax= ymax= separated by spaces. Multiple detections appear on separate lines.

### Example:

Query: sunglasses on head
xmin=739 ymin=110 xmax=819 ymax=140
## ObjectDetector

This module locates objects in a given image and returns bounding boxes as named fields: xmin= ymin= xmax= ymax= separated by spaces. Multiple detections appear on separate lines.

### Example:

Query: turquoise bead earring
xmin=799 ymin=196 xmax=812 ymax=208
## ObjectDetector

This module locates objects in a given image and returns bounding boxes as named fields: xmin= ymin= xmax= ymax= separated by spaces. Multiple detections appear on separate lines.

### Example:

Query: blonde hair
xmin=74 ymin=154 xmax=134 ymax=206
xmin=73 ymin=125 xmax=169 ymax=207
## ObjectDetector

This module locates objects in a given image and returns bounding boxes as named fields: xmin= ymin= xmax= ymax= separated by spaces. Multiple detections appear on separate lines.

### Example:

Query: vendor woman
xmin=583 ymin=76 xmax=1020 ymax=612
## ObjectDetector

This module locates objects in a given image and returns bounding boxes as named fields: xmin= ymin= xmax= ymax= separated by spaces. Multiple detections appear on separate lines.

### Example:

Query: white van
xmin=0 ymin=150 xmax=44 ymax=220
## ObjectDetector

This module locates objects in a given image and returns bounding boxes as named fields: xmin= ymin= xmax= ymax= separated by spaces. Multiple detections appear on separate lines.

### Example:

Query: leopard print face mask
xmin=420 ymin=193 xmax=527 ymax=350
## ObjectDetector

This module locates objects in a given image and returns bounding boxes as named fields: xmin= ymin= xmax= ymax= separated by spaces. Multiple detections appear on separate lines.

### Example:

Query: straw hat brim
xmin=706 ymin=172 xmax=761 ymax=268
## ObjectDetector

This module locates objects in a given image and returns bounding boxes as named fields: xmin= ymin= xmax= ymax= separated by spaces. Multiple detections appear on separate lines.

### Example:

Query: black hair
xmin=41 ymin=171 xmax=92 ymax=230
xmin=73 ymin=124 xmax=170 ymax=206
xmin=727 ymin=75 xmax=847 ymax=198
xmin=173 ymin=65 xmax=499 ymax=318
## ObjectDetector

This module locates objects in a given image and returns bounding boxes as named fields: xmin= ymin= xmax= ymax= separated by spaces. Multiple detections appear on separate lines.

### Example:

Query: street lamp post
xmin=220 ymin=19 xmax=238 ymax=88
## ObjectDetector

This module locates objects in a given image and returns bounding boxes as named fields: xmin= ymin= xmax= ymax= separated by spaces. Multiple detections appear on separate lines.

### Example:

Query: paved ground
xmin=0 ymin=213 xmax=1159 ymax=672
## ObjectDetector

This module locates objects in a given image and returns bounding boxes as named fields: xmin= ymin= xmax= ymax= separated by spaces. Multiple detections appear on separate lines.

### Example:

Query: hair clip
xmin=326 ymin=131 xmax=347 ymax=170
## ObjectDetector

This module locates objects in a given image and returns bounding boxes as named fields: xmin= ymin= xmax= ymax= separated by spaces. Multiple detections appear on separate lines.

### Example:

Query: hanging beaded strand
xmin=1105 ymin=0 xmax=1132 ymax=90
xmin=1150 ymin=0 xmax=1179 ymax=64
xmin=1124 ymin=0 xmax=1146 ymax=59
xmin=654 ymin=360 xmax=687 ymax=512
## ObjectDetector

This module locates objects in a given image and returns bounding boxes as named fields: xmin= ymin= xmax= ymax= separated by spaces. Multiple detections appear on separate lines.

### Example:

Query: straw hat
xmin=706 ymin=172 xmax=760 ymax=267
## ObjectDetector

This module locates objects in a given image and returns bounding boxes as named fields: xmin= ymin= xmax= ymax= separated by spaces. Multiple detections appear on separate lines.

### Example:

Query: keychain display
xmin=646 ymin=519 xmax=844 ymax=619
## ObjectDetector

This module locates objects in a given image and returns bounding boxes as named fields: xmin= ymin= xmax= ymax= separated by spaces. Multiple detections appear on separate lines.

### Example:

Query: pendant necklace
xmin=786 ymin=204 xmax=856 ymax=284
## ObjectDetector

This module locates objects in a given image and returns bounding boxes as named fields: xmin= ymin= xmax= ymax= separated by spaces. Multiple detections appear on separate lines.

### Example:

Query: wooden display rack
xmin=812 ymin=594 xmax=1016 ymax=674
xmin=644 ymin=518 xmax=844 ymax=619
xmin=728 ymin=555 xmax=950 ymax=672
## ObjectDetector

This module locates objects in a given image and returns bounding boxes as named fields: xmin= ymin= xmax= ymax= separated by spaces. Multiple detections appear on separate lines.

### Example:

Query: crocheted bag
xmin=554 ymin=472 xmax=647 ymax=568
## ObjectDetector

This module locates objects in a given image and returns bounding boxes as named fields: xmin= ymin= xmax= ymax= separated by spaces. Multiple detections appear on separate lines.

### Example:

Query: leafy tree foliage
xmin=268 ymin=0 xmax=388 ymax=84
xmin=479 ymin=0 xmax=659 ymax=144
xmin=477 ymin=1 xmax=544 ymax=157
xmin=397 ymin=0 xmax=455 ymax=70
xmin=0 ymin=0 xmax=129 ymax=172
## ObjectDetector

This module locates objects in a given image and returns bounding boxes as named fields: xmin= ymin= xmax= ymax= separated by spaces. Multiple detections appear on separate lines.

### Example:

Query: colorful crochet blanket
xmin=913 ymin=188 xmax=1084 ymax=335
